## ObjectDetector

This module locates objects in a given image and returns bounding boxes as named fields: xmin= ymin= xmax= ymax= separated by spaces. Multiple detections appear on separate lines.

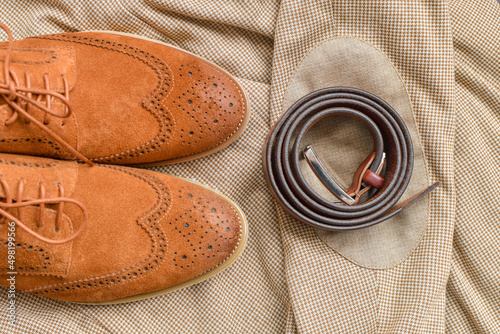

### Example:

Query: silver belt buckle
xmin=303 ymin=145 xmax=385 ymax=206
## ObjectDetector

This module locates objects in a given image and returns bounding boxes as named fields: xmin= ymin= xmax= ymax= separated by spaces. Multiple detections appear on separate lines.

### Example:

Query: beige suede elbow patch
xmin=283 ymin=37 xmax=430 ymax=269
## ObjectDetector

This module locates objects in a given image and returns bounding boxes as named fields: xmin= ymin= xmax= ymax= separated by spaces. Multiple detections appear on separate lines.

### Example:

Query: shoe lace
xmin=0 ymin=177 xmax=88 ymax=245
xmin=0 ymin=23 xmax=93 ymax=166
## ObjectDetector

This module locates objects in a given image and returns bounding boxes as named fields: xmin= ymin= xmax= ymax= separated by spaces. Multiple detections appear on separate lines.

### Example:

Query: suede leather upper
xmin=0 ymin=153 xmax=244 ymax=303
xmin=0 ymin=31 xmax=249 ymax=165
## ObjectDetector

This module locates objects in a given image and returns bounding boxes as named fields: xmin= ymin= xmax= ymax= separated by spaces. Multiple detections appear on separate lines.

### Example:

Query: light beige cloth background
xmin=1 ymin=0 xmax=499 ymax=333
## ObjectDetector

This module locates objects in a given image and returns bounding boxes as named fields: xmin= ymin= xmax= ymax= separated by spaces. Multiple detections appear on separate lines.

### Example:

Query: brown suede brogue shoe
xmin=0 ymin=153 xmax=247 ymax=304
xmin=0 ymin=23 xmax=250 ymax=166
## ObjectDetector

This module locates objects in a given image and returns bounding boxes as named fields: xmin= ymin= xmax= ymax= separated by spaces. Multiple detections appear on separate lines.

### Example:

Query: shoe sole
xmin=83 ymin=30 xmax=252 ymax=167
xmin=73 ymin=175 xmax=248 ymax=305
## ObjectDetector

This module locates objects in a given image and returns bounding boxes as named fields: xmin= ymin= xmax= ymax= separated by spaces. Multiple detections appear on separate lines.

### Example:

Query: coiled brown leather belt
xmin=263 ymin=87 xmax=439 ymax=231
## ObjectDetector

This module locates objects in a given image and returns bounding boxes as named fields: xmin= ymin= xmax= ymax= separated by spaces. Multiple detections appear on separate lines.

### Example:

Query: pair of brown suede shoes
xmin=0 ymin=23 xmax=249 ymax=304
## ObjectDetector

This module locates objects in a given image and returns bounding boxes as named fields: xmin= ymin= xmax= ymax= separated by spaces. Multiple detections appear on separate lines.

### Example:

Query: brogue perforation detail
xmin=0 ymin=241 xmax=55 ymax=273
xmin=0 ymin=47 xmax=58 ymax=65
xmin=174 ymin=64 xmax=241 ymax=148
xmin=168 ymin=185 xmax=238 ymax=270
xmin=0 ymin=137 xmax=64 ymax=156
xmin=0 ymin=157 xmax=60 ymax=168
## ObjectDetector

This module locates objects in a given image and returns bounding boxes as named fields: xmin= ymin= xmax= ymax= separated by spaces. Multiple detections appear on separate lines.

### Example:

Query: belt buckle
xmin=303 ymin=145 xmax=386 ymax=206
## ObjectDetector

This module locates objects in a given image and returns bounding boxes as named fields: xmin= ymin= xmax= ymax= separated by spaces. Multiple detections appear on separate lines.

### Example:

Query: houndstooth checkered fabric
xmin=1 ymin=0 xmax=499 ymax=333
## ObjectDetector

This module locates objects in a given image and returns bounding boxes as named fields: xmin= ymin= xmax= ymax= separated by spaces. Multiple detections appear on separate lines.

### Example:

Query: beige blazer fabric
xmin=1 ymin=0 xmax=499 ymax=333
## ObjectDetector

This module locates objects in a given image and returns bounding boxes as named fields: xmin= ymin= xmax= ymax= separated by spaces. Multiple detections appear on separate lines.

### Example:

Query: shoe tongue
xmin=0 ymin=154 xmax=79 ymax=278
xmin=0 ymin=44 xmax=77 ymax=94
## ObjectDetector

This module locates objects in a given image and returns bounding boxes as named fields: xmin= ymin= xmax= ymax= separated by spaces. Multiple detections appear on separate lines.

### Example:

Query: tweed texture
xmin=1 ymin=0 xmax=499 ymax=333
